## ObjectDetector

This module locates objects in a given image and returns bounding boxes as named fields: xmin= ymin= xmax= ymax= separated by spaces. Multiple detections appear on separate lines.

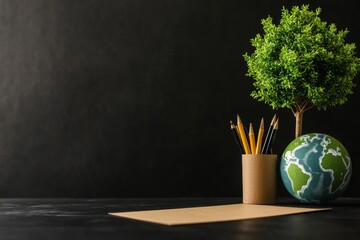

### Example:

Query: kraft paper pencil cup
xmin=242 ymin=154 xmax=277 ymax=204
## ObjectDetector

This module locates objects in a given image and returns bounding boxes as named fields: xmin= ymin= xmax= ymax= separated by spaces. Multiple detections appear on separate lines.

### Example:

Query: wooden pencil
xmin=264 ymin=118 xmax=279 ymax=154
xmin=249 ymin=123 xmax=256 ymax=154
xmin=268 ymin=119 xmax=279 ymax=154
xmin=255 ymin=118 xmax=264 ymax=154
xmin=237 ymin=114 xmax=251 ymax=154
xmin=230 ymin=121 xmax=243 ymax=154
xmin=261 ymin=114 xmax=276 ymax=154
xmin=235 ymin=126 xmax=246 ymax=153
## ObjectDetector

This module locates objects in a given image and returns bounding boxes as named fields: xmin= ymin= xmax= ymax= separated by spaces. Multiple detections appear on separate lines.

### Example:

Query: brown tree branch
xmin=290 ymin=106 xmax=296 ymax=116
xmin=299 ymin=99 xmax=311 ymax=112
xmin=303 ymin=104 xmax=315 ymax=112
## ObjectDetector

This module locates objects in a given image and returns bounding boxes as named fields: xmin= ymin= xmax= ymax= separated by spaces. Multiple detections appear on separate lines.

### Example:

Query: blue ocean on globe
xmin=280 ymin=133 xmax=352 ymax=204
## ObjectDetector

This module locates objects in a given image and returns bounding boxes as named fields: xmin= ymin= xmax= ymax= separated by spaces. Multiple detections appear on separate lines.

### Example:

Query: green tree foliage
xmin=244 ymin=5 xmax=360 ymax=138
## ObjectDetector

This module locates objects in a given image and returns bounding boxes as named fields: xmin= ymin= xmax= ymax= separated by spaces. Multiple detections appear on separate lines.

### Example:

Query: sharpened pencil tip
xmin=274 ymin=119 xmax=279 ymax=129
xmin=237 ymin=114 xmax=242 ymax=125
xmin=260 ymin=118 xmax=264 ymax=128
xmin=249 ymin=123 xmax=254 ymax=134
xmin=270 ymin=114 xmax=277 ymax=125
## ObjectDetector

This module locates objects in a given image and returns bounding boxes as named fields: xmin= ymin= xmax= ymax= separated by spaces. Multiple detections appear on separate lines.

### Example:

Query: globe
xmin=280 ymin=133 xmax=351 ymax=204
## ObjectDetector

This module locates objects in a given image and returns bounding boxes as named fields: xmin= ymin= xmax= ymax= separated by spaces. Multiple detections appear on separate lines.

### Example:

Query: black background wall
xmin=0 ymin=0 xmax=359 ymax=198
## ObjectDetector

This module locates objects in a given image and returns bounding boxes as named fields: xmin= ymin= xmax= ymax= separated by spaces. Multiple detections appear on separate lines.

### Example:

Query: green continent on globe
xmin=321 ymin=137 xmax=350 ymax=192
xmin=288 ymin=163 xmax=310 ymax=196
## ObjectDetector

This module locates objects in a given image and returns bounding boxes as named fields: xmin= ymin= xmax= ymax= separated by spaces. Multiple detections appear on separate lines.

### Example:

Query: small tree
xmin=244 ymin=5 xmax=360 ymax=138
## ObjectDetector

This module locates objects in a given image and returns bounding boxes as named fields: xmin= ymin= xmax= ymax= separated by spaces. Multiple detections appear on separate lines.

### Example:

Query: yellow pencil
xmin=249 ymin=123 xmax=256 ymax=154
xmin=237 ymin=114 xmax=251 ymax=154
xmin=255 ymin=118 xmax=264 ymax=154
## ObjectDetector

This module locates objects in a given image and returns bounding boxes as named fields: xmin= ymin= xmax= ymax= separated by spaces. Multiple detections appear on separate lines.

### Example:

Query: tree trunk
xmin=295 ymin=110 xmax=304 ymax=138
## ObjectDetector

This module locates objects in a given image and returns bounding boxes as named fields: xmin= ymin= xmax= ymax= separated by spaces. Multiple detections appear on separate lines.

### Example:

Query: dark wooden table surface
xmin=0 ymin=198 xmax=359 ymax=239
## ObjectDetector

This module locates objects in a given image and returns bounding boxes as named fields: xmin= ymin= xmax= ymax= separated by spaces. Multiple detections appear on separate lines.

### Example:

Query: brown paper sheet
xmin=109 ymin=203 xmax=331 ymax=226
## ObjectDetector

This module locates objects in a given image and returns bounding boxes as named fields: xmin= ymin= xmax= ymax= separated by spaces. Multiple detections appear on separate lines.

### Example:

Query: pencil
xmin=268 ymin=119 xmax=279 ymax=154
xmin=255 ymin=118 xmax=264 ymax=154
xmin=230 ymin=121 xmax=243 ymax=154
xmin=237 ymin=114 xmax=251 ymax=154
xmin=261 ymin=114 xmax=276 ymax=154
xmin=235 ymin=126 xmax=246 ymax=153
xmin=249 ymin=123 xmax=256 ymax=154
xmin=264 ymin=118 xmax=279 ymax=154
